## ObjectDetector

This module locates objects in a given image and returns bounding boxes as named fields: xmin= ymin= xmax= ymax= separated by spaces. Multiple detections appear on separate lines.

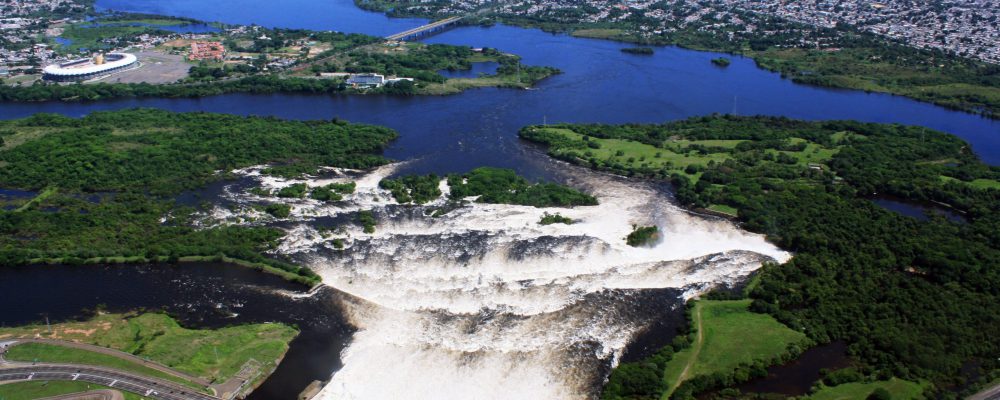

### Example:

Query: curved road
xmin=0 ymin=365 xmax=217 ymax=400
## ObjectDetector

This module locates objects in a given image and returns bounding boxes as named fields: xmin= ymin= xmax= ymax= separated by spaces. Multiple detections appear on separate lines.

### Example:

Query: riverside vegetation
xmin=380 ymin=167 xmax=598 ymax=207
xmin=0 ymin=312 xmax=298 ymax=392
xmin=0 ymin=109 xmax=400 ymax=285
xmin=520 ymin=115 xmax=1000 ymax=398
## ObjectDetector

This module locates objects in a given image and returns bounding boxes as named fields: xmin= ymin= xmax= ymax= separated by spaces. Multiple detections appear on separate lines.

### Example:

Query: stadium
xmin=42 ymin=52 xmax=138 ymax=82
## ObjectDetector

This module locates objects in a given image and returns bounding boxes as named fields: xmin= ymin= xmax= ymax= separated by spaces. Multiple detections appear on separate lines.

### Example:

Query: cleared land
xmin=808 ymin=378 xmax=926 ymax=400
xmin=0 ymin=312 xmax=297 ymax=385
xmin=101 ymin=51 xmax=190 ymax=84
xmin=661 ymin=300 xmax=807 ymax=398
xmin=0 ymin=381 xmax=142 ymax=400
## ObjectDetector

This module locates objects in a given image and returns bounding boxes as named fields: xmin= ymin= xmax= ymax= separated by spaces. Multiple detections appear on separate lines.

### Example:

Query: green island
xmin=521 ymin=116 xmax=1000 ymax=398
xmin=380 ymin=167 xmax=598 ymax=207
xmin=626 ymin=225 xmax=659 ymax=247
xmin=710 ymin=57 xmax=731 ymax=67
xmin=621 ymin=47 xmax=654 ymax=55
xmin=539 ymin=212 xmax=574 ymax=225
xmin=0 ymin=109 xmax=402 ymax=286
xmin=357 ymin=2 xmax=1000 ymax=119
xmin=0 ymin=312 xmax=298 ymax=397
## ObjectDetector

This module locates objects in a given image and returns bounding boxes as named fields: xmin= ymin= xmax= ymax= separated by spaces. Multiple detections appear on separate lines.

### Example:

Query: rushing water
xmin=199 ymin=160 xmax=789 ymax=399
xmin=3 ymin=0 xmax=1000 ymax=398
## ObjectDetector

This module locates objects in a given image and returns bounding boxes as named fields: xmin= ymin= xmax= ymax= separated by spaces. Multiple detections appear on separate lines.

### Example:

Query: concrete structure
xmin=385 ymin=16 xmax=463 ymax=41
xmin=189 ymin=41 xmax=225 ymax=61
xmin=346 ymin=73 xmax=385 ymax=88
xmin=345 ymin=73 xmax=414 ymax=88
xmin=42 ymin=53 xmax=138 ymax=82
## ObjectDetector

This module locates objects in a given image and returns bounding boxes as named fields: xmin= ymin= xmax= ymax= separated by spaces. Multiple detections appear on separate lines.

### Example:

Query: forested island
xmin=381 ymin=167 xmax=597 ymax=207
xmin=520 ymin=116 xmax=1000 ymax=399
xmin=0 ymin=109 xmax=401 ymax=285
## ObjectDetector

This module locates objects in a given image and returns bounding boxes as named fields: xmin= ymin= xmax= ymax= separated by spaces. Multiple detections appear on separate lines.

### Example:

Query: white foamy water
xmin=207 ymin=163 xmax=790 ymax=400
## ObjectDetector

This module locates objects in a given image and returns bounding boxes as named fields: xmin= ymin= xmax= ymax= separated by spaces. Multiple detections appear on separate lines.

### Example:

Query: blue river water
xmin=1 ymin=0 xmax=997 ymax=175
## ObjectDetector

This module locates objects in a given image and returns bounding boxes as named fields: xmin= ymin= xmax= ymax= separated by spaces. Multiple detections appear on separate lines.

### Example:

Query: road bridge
xmin=386 ymin=16 xmax=463 ymax=41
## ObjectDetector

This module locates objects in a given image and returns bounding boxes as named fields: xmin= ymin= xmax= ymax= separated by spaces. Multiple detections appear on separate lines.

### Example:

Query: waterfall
xmin=207 ymin=163 xmax=790 ymax=400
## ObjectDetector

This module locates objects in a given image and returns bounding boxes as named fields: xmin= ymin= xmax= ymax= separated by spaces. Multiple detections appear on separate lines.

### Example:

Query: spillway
xmin=204 ymin=163 xmax=790 ymax=400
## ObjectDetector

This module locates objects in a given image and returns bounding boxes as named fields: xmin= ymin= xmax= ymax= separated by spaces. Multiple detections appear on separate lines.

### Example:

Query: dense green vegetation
xmin=0 ymin=312 xmax=297 ymax=385
xmin=539 ymin=212 xmax=574 ymax=225
xmin=446 ymin=167 xmax=598 ymax=207
xmin=357 ymin=210 xmax=377 ymax=233
xmin=524 ymin=116 xmax=1000 ymax=398
xmin=626 ymin=225 xmax=659 ymax=247
xmin=380 ymin=174 xmax=442 ymax=204
xmin=310 ymin=182 xmax=355 ymax=202
xmin=0 ymin=110 xmax=400 ymax=285
xmin=0 ymin=110 xmax=395 ymax=193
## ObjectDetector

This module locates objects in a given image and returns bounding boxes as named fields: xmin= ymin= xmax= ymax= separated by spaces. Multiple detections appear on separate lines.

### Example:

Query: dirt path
xmin=665 ymin=302 xmax=704 ymax=398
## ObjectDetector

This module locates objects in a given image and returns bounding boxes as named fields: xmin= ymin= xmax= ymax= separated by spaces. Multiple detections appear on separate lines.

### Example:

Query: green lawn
xmin=4 ymin=343 xmax=204 ymax=390
xmin=809 ymin=378 xmax=926 ymax=400
xmin=0 ymin=312 xmax=298 ymax=384
xmin=661 ymin=300 xmax=807 ymax=398
xmin=0 ymin=381 xmax=144 ymax=400
xmin=543 ymin=128 xmax=731 ymax=178
xmin=939 ymin=175 xmax=1000 ymax=190
xmin=707 ymin=204 xmax=738 ymax=216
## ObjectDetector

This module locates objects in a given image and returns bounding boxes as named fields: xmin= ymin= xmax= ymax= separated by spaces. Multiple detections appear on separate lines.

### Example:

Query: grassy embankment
xmin=5 ymin=343 xmax=208 ymax=391
xmin=0 ymin=381 xmax=144 ymax=400
xmin=0 ymin=312 xmax=298 ymax=386
xmin=808 ymin=378 xmax=927 ymax=400
xmin=660 ymin=300 xmax=807 ymax=398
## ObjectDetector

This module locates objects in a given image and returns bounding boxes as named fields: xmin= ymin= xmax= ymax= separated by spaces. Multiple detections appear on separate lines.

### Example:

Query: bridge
xmin=386 ymin=16 xmax=463 ymax=41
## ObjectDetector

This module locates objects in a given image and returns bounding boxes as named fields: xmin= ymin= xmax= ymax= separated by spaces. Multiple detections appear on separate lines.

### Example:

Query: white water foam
xmin=209 ymin=164 xmax=790 ymax=400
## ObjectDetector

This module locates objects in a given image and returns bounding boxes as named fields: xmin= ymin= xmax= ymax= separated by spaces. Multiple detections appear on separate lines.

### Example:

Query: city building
xmin=42 ymin=52 xmax=138 ymax=82
xmin=346 ymin=73 xmax=385 ymax=88
xmin=189 ymin=41 xmax=225 ymax=61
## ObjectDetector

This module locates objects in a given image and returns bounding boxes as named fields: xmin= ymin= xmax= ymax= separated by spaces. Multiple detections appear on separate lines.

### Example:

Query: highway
xmin=0 ymin=365 xmax=218 ymax=400
xmin=970 ymin=383 xmax=1000 ymax=400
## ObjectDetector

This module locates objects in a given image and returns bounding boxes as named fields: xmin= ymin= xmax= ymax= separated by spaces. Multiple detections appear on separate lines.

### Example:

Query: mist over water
xmin=203 ymin=162 xmax=789 ymax=399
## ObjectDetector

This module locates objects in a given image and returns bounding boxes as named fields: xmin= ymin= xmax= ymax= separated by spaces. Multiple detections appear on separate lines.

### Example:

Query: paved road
xmin=11 ymin=338 xmax=211 ymax=386
xmin=0 ymin=365 xmax=217 ymax=400
xmin=969 ymin=383 xmax=1000 ymax=400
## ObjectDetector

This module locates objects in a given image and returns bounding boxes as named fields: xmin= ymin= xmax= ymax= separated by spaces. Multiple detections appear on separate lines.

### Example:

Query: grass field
xmin=528 ymin=127 xmax=843 ymax=184
xmin=0 ymin=381 xmax=144 ymax=400
xmin=4 ymin=343 xmax=204 ymax=390
xmin=808 ymin=378 xmax=926 ymax=400
xmin=939 ymin=175 xmax=1000 ymax=190
xmin=707 ymin=204 xmax=738 ymax=216
xmin=661 ymin=300 xmax=807 ymax=398
xmin=0 ymin=312 xmax=298 ymax=384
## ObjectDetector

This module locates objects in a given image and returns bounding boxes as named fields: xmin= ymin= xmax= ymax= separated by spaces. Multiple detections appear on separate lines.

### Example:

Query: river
xmin=1 ymin=0 xmax=999 ymax=399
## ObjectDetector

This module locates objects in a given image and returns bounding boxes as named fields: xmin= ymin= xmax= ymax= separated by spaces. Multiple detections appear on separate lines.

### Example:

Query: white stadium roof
xmin=42 ymin=53 xmax=137 ymax=77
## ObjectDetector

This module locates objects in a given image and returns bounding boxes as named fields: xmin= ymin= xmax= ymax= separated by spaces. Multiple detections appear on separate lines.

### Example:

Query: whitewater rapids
xmin=208 ymin=163 xmax=790 ymax=400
